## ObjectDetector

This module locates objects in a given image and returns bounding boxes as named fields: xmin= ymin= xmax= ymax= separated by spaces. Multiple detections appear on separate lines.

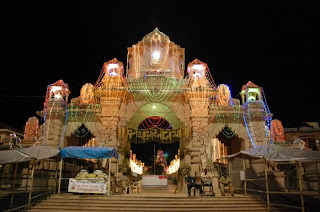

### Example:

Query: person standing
xmin=185 ymin=172 xmax=204 ymax=197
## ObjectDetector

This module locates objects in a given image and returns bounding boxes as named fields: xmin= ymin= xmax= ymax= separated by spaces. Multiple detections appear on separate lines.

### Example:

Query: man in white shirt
xmin=201 ymin=168 xmax=214 ymax=196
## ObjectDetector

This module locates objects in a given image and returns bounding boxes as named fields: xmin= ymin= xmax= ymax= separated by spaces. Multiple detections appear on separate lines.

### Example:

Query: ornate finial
xmin=142 ymin=28 xmax=170 ymax=41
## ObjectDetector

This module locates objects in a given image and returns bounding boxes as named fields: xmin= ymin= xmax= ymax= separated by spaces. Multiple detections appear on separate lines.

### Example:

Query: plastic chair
xmin=121 ymin=181 xmax=130 ymax=194
xmin=132 ymin=180 xmax=142 ymax=194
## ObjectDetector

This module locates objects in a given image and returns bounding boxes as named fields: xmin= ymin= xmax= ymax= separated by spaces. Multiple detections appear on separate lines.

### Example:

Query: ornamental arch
xmin=125 ymin=103 xmax=184 ymax=130
xmin=33 ymin=28 xmax=272 ymax=176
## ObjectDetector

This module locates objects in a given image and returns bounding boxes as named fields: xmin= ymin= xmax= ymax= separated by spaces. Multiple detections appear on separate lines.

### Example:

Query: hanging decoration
xmin=80 ymin=83 xmax=95 ymax=104
xmin=216 ymin=84 xmax=231 ymax=106
xmin=24 ymin=116 xmax=39 ymax=141
xmin=138 ymin=116 xmax=172 ymax=129
xmin=74 ymin=124 xmax=91 ymax=138
xmin=210 ymin=103 xmax=241 ymax=138
xmin=271 ymin=119 xmax=285 ymax=141
xmin=209 ymin=83 xmax=241 ymax=137
xmin=125 ymin=127 xmax=190 ymax=144
xmin=127 ymin=77 xmax=185 ymax=110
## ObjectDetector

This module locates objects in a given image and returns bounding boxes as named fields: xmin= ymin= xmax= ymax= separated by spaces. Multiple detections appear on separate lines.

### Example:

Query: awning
xmin=60 ymin=146 xmax=119 ymax=159
xmin=0 ymin=150 xmax=30 ymax=164
xmin=18 ymin=145 xmax=60 ymax=160
xmin=227 ymin=144 xmax=320 ymax=162
xmin=0 ymin=146 xmax=60 ymax=164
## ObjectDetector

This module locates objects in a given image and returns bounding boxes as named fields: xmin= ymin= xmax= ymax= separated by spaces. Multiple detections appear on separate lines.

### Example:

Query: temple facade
xmin=25 ymin=28 xmax=275 ymax=175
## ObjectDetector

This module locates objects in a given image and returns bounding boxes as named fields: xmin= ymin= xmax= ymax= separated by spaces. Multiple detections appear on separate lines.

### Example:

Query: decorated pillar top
xmin=126 ymin=28 xmax=185 ymax=79
xmin=44 ymin=79 xmax=70 ymax=107
xmin=240 ymin=81 xmax=263 ymax=104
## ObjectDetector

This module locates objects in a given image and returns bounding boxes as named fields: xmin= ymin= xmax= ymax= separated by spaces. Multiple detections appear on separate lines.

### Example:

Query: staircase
xmin=27 ymin=192 xmax=269 ymax=212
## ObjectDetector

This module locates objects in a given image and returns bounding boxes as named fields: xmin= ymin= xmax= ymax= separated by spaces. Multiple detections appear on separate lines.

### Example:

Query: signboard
xmin=142 ymin=175 xmax=168 ymax=187
xmin=118 ymin=127 xmax=191 ymax=143
xmin=68 ymin=179 xmax=107 ymax=194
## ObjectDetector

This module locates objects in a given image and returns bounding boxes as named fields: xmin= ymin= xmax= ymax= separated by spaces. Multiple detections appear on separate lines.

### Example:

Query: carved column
xmin=188 ymin=97 xmax=210 ymax=175
xmin=42 ymin=101 xmax=67 ymax=148
xmin=99 ymin=96 xmax=122 ymax=147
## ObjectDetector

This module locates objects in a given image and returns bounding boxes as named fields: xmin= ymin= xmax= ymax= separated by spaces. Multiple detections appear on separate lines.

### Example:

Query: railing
xmin=0 ymin=158 xmax=60 ymax=211
xmin=225 ymin=158 xmax=320 ymax=212
xmin=4 ymin=191 xmax=52 ymax=212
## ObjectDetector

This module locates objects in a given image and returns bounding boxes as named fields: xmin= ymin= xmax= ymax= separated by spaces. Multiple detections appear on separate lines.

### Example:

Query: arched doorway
xmin=130 ymin=116 xmax=180 ymax=174
xmin=125 ymin=102 xmax=184 ymax=175
xmin=66 ymin=124 xmax=94 ymax=146
xmin=217 ymin=126 xmax=243 ymax=155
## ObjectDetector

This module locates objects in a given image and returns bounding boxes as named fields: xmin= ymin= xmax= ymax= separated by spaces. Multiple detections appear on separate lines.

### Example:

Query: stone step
xmin=29 ymin=205 xmax=268 ymax=212
xmin=34 ymin=201 xmax=265 ymax=206
xmin=29 ymin=208 xmax=268 ymax=212
xmin=27 ymin=191 xmax=268 ymax=212
xmin=49 ymin=195 xmax=258 ymax=200
xmin=50 ymin=193 xmax=259 ymax=198
xmin=43 ymin=199 xmax=261 ymax=204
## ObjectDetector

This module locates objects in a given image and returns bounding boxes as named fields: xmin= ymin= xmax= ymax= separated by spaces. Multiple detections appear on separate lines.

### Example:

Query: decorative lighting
xmin=107 ymin=63 xmax=119 ymax=76
xmin=192 ymin=64 xmax=204 ymax=77
xmin=166 ymin=154 xmax=180 ymax=174
xmin=151 ymin=50 xmax=161 ymax=61
xmin=130 ymin=151 xmax=144 ymax=174
xmin=271 ymin=119 xmax=285 ymax=141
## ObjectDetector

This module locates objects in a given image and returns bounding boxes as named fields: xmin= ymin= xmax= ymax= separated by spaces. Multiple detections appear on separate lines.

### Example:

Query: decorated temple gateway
xmin=24 ymin=28 xmax=280 ymax=180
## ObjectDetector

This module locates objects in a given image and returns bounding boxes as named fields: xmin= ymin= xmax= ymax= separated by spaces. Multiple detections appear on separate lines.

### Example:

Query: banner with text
xmin=68 ymin=179 xmax=107 ymax=194
xmin=120 ymin=127 xmax=190 ymax=143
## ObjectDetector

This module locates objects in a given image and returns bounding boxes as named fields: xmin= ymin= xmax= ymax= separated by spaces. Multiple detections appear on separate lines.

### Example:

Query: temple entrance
xmin=217 ymin=126 xmax=243 ymax=155
xmin=129 ymin=116 xmax=180 ymax=175
xmin=130 ymin=141 xmax=179 ymax=174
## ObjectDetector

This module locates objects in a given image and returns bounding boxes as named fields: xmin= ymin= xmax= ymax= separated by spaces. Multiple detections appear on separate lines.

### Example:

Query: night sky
xmin=1 ymin=1 xmax=317 ymax=131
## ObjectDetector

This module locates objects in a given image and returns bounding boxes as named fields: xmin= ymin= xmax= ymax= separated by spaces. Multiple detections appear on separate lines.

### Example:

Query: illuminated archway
xmin=127 ymin=103 xmax=182 ymax=174
xmin=126 ymin=103 xmax=183 ymax=130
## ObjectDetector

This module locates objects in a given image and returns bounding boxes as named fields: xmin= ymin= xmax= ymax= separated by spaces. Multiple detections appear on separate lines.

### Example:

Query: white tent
xmin=227 ymin=144 xmax=320 ymax=162
xmin=0 ymin=146 xmax=60 ymax=164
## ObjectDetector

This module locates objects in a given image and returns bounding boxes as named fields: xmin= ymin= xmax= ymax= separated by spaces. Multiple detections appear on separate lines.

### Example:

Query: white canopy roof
xmin=0 ymin=146 xmax=60 ymax=164
xmin=227 ymin=145 xmax=320 ymax=162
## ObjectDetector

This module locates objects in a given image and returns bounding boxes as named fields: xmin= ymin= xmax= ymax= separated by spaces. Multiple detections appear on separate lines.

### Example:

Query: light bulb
xmin=152 ymin=51 xmax=160 ymax=60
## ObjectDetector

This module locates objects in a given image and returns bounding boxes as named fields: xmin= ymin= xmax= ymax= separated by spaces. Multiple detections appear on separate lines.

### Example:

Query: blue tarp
xmin=60 ymin=146 xmax=119 ymax=159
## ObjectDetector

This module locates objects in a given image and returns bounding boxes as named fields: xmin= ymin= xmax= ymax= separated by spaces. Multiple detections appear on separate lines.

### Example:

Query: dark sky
xmin=1 ymin=1 xmax=318 ymax=131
